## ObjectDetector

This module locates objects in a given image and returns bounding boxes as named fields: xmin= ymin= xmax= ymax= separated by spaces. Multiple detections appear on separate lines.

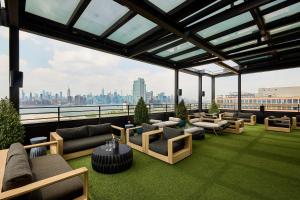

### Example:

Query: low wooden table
xmin=92 ymin=144 xmax=133 ymax=174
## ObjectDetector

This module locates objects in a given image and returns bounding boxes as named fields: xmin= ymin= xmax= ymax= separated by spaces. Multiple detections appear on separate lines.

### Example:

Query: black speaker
xmin=260 ymin=105 xmax=265 ymax=112
xmin=202 ymin=91 xmax=205 ymax=97
xmin=178 ymin=89 xmax=182 ymax=96
xmin=10 ymin=71 xmax=23 ymax=88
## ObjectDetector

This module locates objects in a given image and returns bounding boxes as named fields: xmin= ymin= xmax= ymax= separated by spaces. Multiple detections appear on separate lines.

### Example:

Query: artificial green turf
xmin=68 ymin=125 xmax=300 ymax=200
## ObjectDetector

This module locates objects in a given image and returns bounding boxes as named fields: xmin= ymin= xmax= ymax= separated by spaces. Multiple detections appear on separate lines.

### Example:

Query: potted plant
xmin=0 ymin=98 xmax=25 ymax=149
xmin=134 ymin=97 xmax=149 ymax=134
xmin=175 ymin=100 xmax=188 ymax=127
xmin=209 ymin=100 xmax=220 ymax=116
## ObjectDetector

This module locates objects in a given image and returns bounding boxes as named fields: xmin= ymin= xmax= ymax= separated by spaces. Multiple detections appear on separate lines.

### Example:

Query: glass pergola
xmin=1 ymin=0 xmax=300 ymax=109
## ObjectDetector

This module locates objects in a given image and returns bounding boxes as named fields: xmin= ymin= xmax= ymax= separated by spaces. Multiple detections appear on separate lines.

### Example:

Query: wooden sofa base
xmin=265 ymin=126 xmax=291 ymax=133
xmin=224 ymin=127 xmax=244 ymax=134
xmin=63 ymin=149 xmax=95 ymax=160
xmin=147 ymin=148 xmax=192 ymax=164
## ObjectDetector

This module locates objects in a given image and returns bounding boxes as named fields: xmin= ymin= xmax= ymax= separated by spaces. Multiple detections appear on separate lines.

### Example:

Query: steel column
xmin=211 ymin=76 xmax=215 ymax=103
xmin=9 ymin=27 xmax=20 ymax=111
xmin=238 ymin=73 xmax=242 ymax=112
xmin=198 ymin=74 xmax=202 ymax=111
xmin=175 ymin=69 xmax=179 ymax=106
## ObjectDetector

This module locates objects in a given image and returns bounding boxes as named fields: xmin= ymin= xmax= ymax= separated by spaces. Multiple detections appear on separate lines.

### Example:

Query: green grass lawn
xmin=69 ymin=125 xmax=300 ymax=200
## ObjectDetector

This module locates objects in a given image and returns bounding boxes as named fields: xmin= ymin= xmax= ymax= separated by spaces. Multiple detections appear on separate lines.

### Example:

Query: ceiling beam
xmin=66 ymin=0 xmax=91 ymax=29
xmin=114 ymin=0 xmax=226 ymax=60
xmin=128 ymin=33 xmax=178 ymax=57
xmin=229 ymin=39 xmax=300 ymax=60
xmin=215 ymin=62 xmax=239 ymax=74
xmin=188 ymin=0 xmax=273 ymax=34
xmin=250 ymin=8 xmax=269 ymax=41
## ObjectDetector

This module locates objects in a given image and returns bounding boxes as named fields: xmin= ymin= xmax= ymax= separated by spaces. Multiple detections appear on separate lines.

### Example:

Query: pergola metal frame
xmin=1 ymin=0 xmax=300 ymax=112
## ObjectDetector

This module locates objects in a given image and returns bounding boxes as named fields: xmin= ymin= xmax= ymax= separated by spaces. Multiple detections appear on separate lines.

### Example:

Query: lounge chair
xmin=126 ymin=123 xmax=160 ymax=152
xmin=144 ymin=127 xmax=192 ymax=164
xmin=265 ymin=116 xmax=291 ymax=133
xmin=152 ymin=117 xmax=181 ymax=128
xmin=190 ymin=118 xmax=229 ymax=135
xmin=292 ymin=115 xmax=300 ymax=129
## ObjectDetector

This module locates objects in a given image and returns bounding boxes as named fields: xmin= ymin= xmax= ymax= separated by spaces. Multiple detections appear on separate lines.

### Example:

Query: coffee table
xmin=92 ymin=144 xmax=133 ymax=174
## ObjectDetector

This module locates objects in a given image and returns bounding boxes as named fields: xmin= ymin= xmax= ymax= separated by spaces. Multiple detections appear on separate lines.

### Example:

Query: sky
xmin=1 ymin=26 xmax=300 ymax=103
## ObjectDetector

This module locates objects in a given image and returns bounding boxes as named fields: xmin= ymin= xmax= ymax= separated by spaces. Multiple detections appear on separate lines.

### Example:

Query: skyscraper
xmin=133 ymin=78 xmax=146 ymax=104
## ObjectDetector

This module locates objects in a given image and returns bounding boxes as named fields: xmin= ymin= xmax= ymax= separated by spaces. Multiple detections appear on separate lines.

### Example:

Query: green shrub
xmin=0 ymin=98 xmax=25 ymax=149
xmin=176 ymin=100 xmax=188 ymax=121
xmin=134 ymin=97 xmax=149 ymax=125
xmin=209 ymin=100 xmax=220 ymax=114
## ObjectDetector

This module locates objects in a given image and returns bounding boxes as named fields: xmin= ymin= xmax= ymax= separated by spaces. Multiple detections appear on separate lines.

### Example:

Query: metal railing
xmin=19 ymin=103 xmax=200 ymax=124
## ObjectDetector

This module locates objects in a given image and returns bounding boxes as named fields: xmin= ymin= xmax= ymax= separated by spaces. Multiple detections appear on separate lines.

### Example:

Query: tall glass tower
xmin=133 ymin=78 xmax=146 ymax=104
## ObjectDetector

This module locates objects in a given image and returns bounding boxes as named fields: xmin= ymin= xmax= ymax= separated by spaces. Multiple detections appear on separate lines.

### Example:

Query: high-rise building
xmin=67 ymin=87 xmax=72 ymax=104
xmin=133 ymin=78 xmax=146 ymax=104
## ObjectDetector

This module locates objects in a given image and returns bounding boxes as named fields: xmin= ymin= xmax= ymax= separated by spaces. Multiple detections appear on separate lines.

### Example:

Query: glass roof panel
xmin=270 ymin=21 xmax=300 ymax=35
xmin=187 ymin=5 xmax=231 ymax=27
xmin=210 ymin=25 xmax=258 ymax=45
xmin=74 ymin=0 xmax=129 ymax=36
xmin=193 ymin=64 xmax=229 ymax=75
xmin=263 ymin=2 xmax=300 ymax=23
xmin=108 ymin=15 xmax=157 ymax=44
xmin=260 ymin=0 xmax=286 ymax=11
xmin=222 ymin=40 xmax=257 ymax=52
xmin=156 ymin=42 xmax=195 ymax=57
xmin=197 ymin=12 xmax=253 ymax=38
xmin=25 ymin=0 xmax=80 ymax=24
xmin=180 ymin=0 xmax=221 ymax=22
xmin=147 ymin=39 xmax=181 ymax=52
xmin=234 ymin=0 xmax=244 ymax=6
xmin=171 ymin=49 xmax=206 ymax=61
xmin=222 ymin=60 xmax=240 ymax=70
xmin=148 ymin=0 xmax=186 ymax=13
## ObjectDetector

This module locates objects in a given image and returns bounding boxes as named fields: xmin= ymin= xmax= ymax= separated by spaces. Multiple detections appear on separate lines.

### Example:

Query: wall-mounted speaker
xmin=202 ymin=91 xmax=205 ymax=97
xmin=178 ymin=89 xmax=182 ymax=96
xmin=10 ymin=71 xmax=23 ymax=88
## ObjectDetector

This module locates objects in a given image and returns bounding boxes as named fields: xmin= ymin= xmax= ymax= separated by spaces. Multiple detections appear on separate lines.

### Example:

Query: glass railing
xmin=19 ymin=103 xmax=199 ymax=124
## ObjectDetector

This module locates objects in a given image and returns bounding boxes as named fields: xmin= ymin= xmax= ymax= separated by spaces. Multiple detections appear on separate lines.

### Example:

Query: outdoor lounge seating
xmin=265 ymin=116 xmax=291 ymax=133
xmin=51 ymin=123 xmax=125 ymax=160
xmin=237 ymin=112 xmax=256 ymax=125
xmin=152 ymin=117 xmax=181 ymax=128
xmin=0 ymin=142 xmax=88 ymax=200
xmin=220 ymin=112 xmax=256 ymax=125
xmin=126 ymin=123 xmax=160 ymax=152
xmin=224 ymin=119 xmax=244 ymax=134
xmin=190 ymin=118 xmax=229 ymax=135
xmin=292 ymin=115 xmax=300 ymax=129
xmin=144 ymin=127 xmax=192 ymax=164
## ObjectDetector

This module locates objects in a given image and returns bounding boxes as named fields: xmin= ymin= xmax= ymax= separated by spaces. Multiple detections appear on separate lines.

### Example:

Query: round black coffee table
xmin=92 ymin=144 xmax=133 ymax=174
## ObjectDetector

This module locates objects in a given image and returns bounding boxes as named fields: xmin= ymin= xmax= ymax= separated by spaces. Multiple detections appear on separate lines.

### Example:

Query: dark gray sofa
xmin=51 ymin=123 xmax=125 ymax=160
xmin=0 ymin=143 xmax=88 ymax=200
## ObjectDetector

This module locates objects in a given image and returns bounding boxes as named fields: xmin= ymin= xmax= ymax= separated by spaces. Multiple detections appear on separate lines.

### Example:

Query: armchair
xmin=265 ymin=116 xmax=291 ymax=133
xmin=126 ymin=123 xmax=160 ymax=152
xmin=144 ymin=127 xmax=192 ymax=164
xmin=292 ymin=115 xmax=300 ymax=129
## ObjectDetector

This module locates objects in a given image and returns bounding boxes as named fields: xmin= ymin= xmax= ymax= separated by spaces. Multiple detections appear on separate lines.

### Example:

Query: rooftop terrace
xmin=0 ymin=0 xmax=300 ymax=200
